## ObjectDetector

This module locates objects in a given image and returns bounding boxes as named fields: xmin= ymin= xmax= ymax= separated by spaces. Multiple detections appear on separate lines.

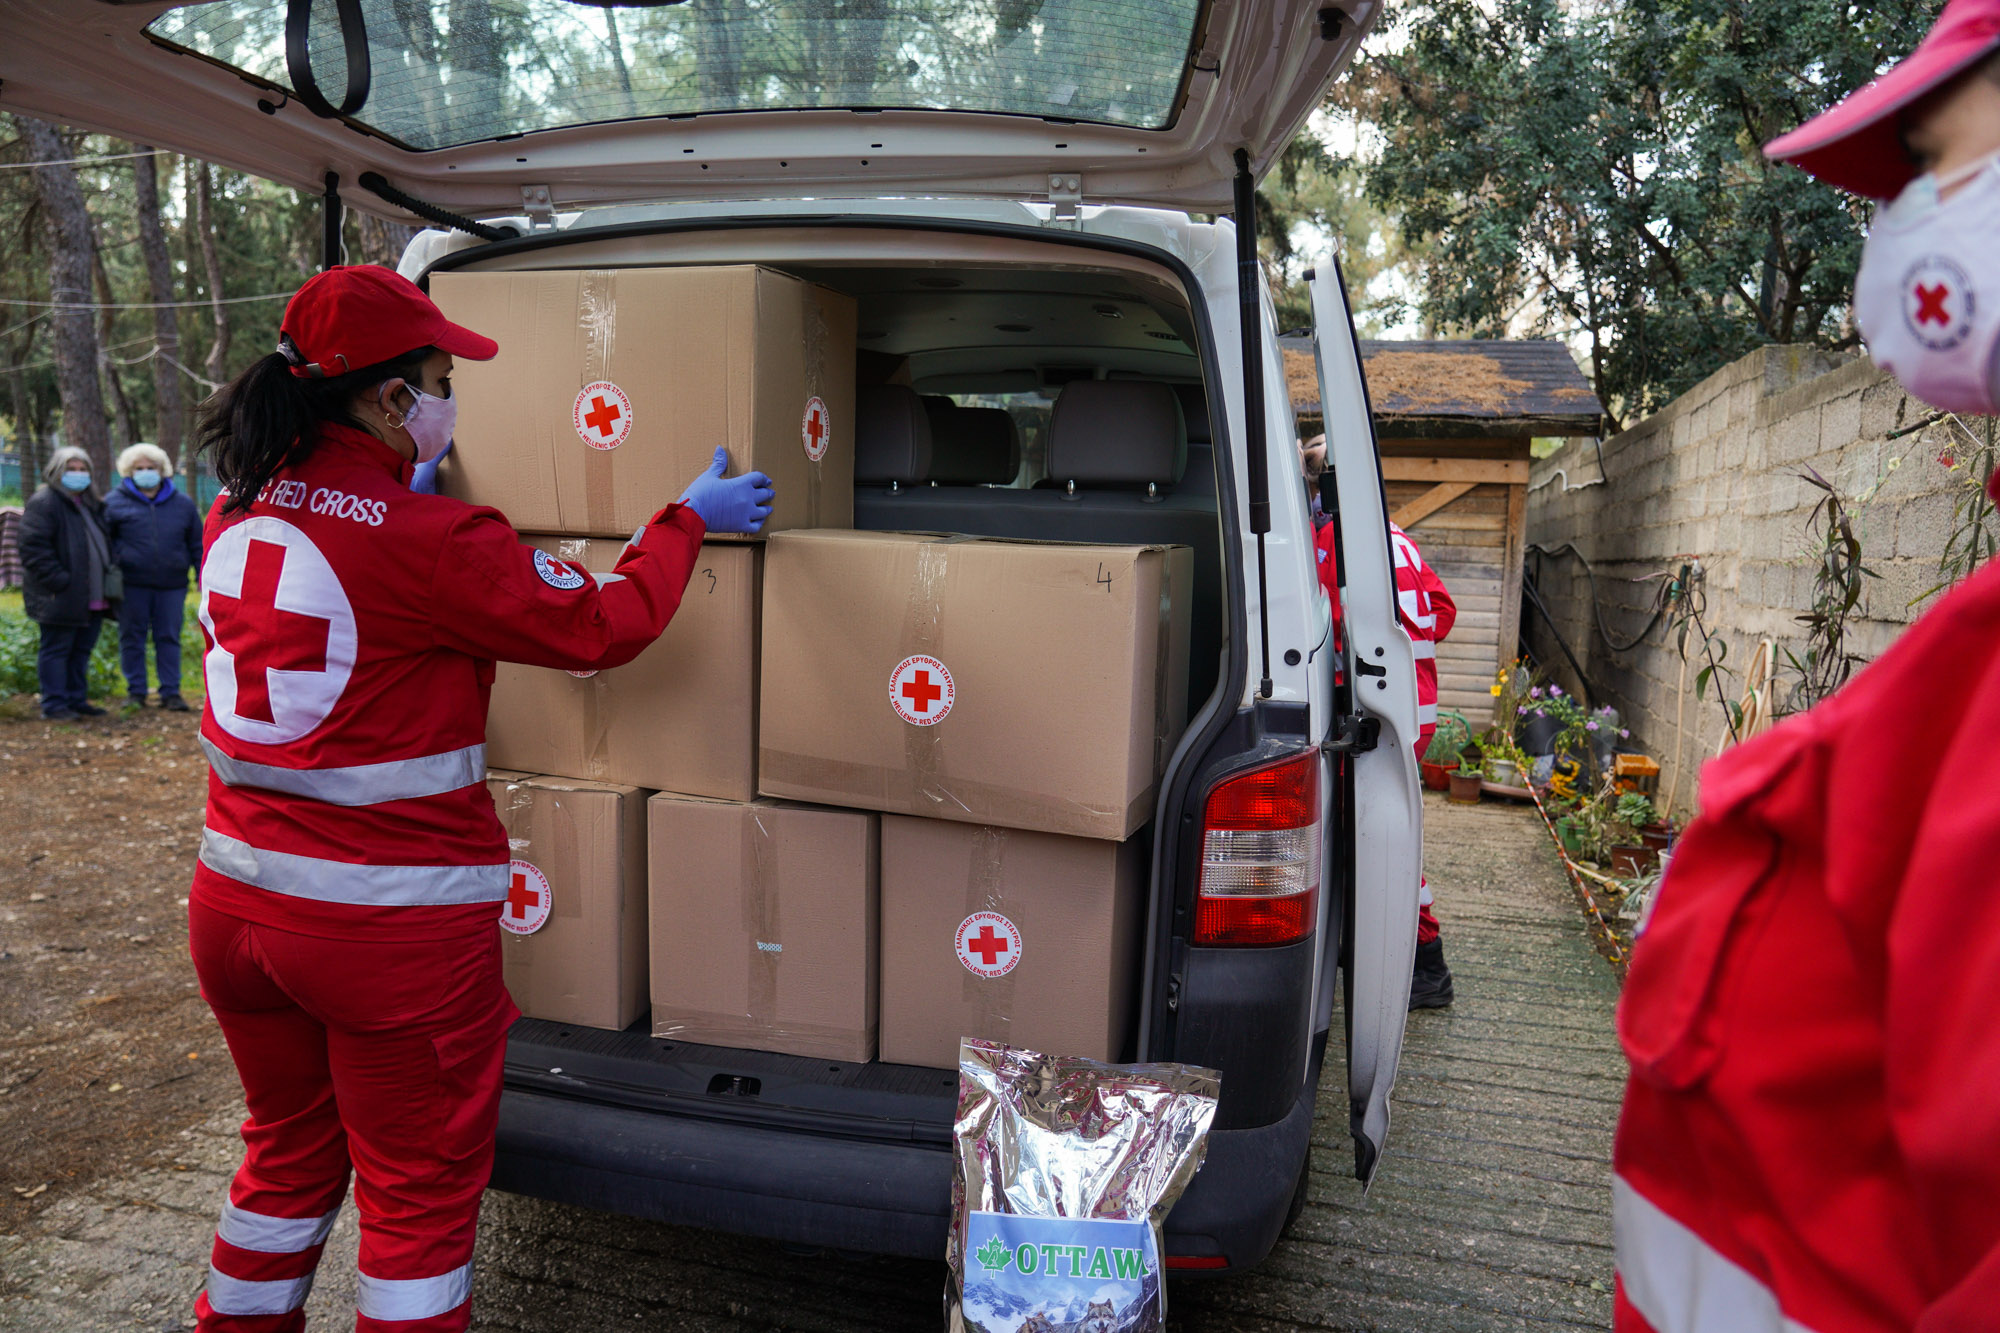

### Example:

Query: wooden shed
xmin=1282 ymin=338 xmax=1606 ymax=725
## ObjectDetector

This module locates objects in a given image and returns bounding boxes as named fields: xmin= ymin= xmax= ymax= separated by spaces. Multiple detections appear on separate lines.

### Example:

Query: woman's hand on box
xmin=678 ymin=447 xmax=775 ymax=534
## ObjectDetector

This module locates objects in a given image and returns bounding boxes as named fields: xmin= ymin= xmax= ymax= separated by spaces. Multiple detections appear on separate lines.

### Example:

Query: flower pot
xmin=1609 ymin=844 xmax=1654 ymax=878
xmin=1640 ymin=823 xmax=1674 ymax=853
xmin=1447 ymin=772 xmax=1484 ymax=804
xmin=1554 ymin=815 xmax=1584 ymax=858
xmin=1488 ymin=758 xmax=1519 ymax=787
xmin=1420 ymin=761 xmax=1452 ymax=792
xmin=1517 ymin=714 xmax=1563 ymax=755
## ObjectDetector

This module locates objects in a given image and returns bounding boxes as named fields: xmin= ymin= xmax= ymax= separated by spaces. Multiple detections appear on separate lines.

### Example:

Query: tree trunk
xmin=92 ymin=234 xmax=141 ymax=450
xmin=132 ymin=145 xmax=186 ymax=458
xmin=356 ymin=214 xmax=418 ymax=268
xmin=191 ymin=161 xmax=231 ymax=385
xmin=17 ymin=116 xmax=111 ymax=479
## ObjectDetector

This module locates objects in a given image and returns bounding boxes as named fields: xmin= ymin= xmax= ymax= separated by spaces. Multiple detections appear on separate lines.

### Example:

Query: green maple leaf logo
xmin=974 ymin=1235 xmax=1014 ymax=1273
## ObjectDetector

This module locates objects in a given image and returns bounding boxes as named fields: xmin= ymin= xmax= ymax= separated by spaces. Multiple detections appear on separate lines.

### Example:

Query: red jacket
xmin=1314 ymin=519 xmax=1456 ymax=730
xmin=193 ymin=424 xmax=704 ymax=941
xmin=1614 ymin=551 xmax=2000 ymax=1333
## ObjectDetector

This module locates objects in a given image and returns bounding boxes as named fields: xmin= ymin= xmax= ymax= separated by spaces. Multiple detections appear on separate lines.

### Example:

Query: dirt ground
xmin=0 ymin=701 xmax=230 ymax=1235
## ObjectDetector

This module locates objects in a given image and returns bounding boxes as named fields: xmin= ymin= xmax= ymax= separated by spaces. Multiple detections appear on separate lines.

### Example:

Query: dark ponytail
xmin=196 ymin=343 xmax=436 ymax=516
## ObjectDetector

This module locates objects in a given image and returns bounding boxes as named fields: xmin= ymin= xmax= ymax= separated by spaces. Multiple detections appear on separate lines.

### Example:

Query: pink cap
xmin=1765 ymin=0 xmax=2000 ymax=199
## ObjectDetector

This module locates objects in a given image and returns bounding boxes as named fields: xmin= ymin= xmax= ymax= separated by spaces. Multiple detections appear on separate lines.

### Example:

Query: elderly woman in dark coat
xmin=19 ymin=446 xmax=115 ymax=720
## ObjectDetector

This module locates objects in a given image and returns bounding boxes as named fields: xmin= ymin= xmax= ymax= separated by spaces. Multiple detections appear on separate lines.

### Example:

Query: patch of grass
xmin=0 ymin=587 xmax=205 ymax=703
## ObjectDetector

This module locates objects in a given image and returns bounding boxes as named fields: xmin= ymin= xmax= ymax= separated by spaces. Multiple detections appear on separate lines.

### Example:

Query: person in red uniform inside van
xmin=1303 ymin=437 xmax=1458 ymax=1007
xmin=1612 ymin=4 xmax=2000 ymax=1329
xmin=183 ymin=266 xmax=773 ymax=1333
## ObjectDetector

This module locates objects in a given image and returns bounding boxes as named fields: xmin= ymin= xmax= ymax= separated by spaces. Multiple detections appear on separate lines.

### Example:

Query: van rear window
xmin=147 ymin=0 xmax=1204 ymax=152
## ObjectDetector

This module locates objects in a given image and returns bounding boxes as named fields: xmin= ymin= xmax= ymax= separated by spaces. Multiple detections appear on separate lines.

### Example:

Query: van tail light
xmin=1164 ymin=1254 xmax=1231 ymax=1270
xmin=1193 ymin=751 xmax=1321 ymax=946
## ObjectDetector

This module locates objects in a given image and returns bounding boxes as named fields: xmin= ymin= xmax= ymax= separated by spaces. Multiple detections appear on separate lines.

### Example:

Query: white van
xmin=4 ymin=0 xmax=1421 ymax=1273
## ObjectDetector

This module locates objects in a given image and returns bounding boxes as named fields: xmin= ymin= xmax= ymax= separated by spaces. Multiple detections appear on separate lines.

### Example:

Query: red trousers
xmin=1415 ymin=735 xmax=1441 ymax=945
xmin=188 ymin=900 xmax=517 ymax=1332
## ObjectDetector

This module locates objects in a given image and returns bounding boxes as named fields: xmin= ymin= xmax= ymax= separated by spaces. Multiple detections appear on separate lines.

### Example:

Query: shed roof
xmin=1282 ymin=337 xmax=1605 ymax=438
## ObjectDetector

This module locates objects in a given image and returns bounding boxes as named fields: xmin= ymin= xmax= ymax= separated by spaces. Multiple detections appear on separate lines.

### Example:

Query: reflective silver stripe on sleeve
xmin=357 ymin=1262 xmax=474 ymax=1322
xmin=1613 ymin=1176 xmax=1822 ymax=1333
xmin=218 ymin=1201 xmax=340 ymax=1253
xmin=205 ymin=1267 xmax=315 ymax=1317
xmin=1418 ymin=703 xmax=1439 ymax=725
xmin=199 ymin=829 xmax=509 ymax=907
xmin=202 ymin=737 xmax=486 ymax=807
xmin=1409 ymin=640 xmax=1437 ymax=661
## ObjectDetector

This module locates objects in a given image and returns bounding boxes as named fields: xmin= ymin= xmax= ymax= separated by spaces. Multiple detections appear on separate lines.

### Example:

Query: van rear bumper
xmin=489 ymin=1058 xmax=1316 ymax=1270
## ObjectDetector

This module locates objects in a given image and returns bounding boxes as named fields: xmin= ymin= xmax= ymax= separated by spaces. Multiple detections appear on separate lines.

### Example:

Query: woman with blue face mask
xmin=18 ymin=445 xmax=115 ymax=721
xmin=105 ymin=441 xmax=204 ymax=711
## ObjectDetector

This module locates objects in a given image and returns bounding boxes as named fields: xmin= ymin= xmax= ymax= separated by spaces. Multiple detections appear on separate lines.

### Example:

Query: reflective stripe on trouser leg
xmin=358 ymin=1264 xmax=475 ymax=1323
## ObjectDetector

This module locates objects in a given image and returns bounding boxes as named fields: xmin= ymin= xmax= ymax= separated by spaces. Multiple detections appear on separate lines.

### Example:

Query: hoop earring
xmin=384 ymin=408 xmax=407 ymax=430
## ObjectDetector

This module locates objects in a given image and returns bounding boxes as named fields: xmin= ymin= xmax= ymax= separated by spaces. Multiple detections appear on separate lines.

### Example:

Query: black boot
xmin=1410 ymin=937 xmax=1455 ymax=1010
xmin=160 ymin=694 xmax=190 ymax=713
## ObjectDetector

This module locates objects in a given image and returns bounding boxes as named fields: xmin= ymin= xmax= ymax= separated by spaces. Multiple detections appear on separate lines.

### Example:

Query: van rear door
xmin=1306 ymin=260 xmax=1421 ymax=1185
xmin=0 ymin=0 xmax=1381 ymax=218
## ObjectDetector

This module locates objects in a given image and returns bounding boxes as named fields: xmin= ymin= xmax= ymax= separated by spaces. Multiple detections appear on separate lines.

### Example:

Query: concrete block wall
xmin=1525 ymin=345 xmax=1990 ymax=813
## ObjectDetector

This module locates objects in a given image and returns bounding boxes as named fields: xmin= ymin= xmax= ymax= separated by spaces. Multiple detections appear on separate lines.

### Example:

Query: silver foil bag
xmin=948 ymin=1039 xmax=1220 ymax=1333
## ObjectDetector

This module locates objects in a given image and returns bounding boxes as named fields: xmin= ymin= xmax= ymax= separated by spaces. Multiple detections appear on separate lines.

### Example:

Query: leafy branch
xmin=1911 ymin=414 xmax=1999 ymax=606
xmin=1666 ymin=562 xmax=1743 ymax=744
xmin=1779 ymin=466 xmax=1877 ymax=715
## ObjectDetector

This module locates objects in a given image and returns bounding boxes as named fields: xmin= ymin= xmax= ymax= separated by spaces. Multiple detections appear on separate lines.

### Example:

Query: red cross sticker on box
xmin=801 ymin=394 xmax=831 ymax=463
xmin=573 ymin=380 xmax=634 ymax=450
xmin=890 ymin=654 xmax=955 ymax=726
xmin=199 ymin=517 xmax=358 ymax=746
xmin=955 ymin=911 xmax=1022 ymax=979
xmin=501 ymin=859 xmax=552 ymax=935
xmin=1903 ymin=258 xmax=1975 ymax=351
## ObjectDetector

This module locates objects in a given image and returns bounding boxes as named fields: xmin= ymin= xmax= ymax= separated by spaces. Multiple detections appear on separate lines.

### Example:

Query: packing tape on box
xmin=555 ymin=538 xmax=619 ymax=780
xmin=650 ymin=1008 xmax=873 ymax=1057
xmin=579 ymin=271 xmax=619 ymax=534
xmin=744 ymin=807 xmax=779 ymax=1030
xmin=802 ymin=294 xmax=828 ymax=528
xmin=962 ymin=825 xmax=1018 ymax=1038
xmin=901 ymin=538 xmax=955 ymax=811
xmin=759 ymin=749 xmax=1154 ymax=841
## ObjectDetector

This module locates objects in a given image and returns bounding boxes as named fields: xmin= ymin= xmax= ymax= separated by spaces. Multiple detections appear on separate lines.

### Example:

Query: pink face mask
xmin=382 ymin=382 xmax=457 ymax=465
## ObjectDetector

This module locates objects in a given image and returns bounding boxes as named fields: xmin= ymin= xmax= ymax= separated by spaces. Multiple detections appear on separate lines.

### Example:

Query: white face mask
xmin=1854 ymin=150 xmax=2000 ymax=416
xmin=384 ymin=381 xmax=457 ymax=465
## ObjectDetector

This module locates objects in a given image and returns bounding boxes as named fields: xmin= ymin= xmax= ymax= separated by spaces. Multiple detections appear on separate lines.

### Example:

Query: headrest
xmin=928 ymin=407 xmax=1020 ymax=485
xmin=1174 ymin=383 xmax=1212 ymax=444
xmin=855 ymin=384 xmax=933 ymax=484
xmin=1046 ymin=380 xmax=1185 ymax=487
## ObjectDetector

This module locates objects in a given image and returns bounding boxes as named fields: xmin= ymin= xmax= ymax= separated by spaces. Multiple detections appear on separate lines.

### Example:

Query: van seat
xmin=928 ymin=406 xmax=1020 ymax=485
xmin=855 ymin=384 xmax=932 ymax=486
xmin=855 ymin=379 xmax=1225 ymax=704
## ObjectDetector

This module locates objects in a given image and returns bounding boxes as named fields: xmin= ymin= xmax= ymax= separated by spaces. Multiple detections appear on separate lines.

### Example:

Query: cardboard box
xmin=877 ymin=815 xmax=1143 ymax=1069
xmin=758 ymin=530 xmax=1192 ymax=840
xmin=433 ymin=266 xmax=855 ymax=538
xmin=486 ymin=539 xmax=759 ymax=800
xmin=487 ymin=771 xmax=649 ymax=1030
xmin=648 ymin=795 xmax=878 ymax=1063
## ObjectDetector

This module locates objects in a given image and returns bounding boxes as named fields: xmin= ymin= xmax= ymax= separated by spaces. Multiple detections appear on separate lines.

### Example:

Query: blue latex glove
xmin=410 ymin=439 xmax=452 ymax=494
xmin=678 ymin=447 xmax=775 ymax=534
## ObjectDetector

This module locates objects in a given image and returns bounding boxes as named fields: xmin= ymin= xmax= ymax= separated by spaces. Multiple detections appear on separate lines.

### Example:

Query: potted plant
xmin=1606 ymin=792 xmax=1659 ymax=877
xmin=1419 ymin=713 xmax=1469 ymax=792
xmin=1553 ymin=812 xmax=1586 ymax=858
xmin=1448 ymin=753 xmax=1484 ymax=804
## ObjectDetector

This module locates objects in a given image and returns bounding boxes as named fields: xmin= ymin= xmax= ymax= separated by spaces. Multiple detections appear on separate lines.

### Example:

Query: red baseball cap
xmin=278 ymin=264 xmax=498 ymax=379
xmin=1765 ymin=0 xmax=2000 ymax=199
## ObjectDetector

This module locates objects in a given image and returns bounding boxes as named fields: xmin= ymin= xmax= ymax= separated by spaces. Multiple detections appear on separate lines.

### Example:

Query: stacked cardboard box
xmin=454 ymin=264 xmax=1196 ymax=1069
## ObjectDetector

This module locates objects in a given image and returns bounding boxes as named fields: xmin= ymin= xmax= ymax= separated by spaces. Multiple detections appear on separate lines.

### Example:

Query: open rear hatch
xmin=0 ymin=0 xmax=1380 ymax=220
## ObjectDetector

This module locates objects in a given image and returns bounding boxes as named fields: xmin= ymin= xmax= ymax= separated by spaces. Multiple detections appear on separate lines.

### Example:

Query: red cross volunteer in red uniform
xmin=1308 ymin=452 xmax=1459 ymax=1007
xmin=1613 ymin=5 xmax=2000 ymax=1330
xmin=184 ymin=266 xmax=773 ymax=1333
